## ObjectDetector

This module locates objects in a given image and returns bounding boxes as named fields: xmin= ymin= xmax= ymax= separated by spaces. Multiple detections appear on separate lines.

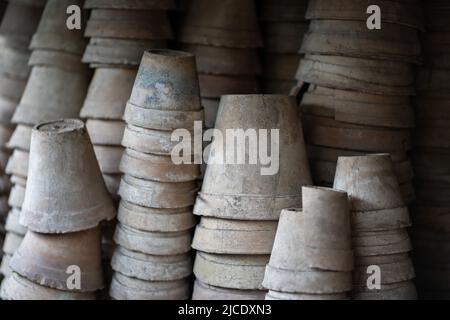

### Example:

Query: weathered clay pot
xmin=6 ymin=124 xmax=32 ymax=151
xmin=194 ymin=95 xmax=312 ymax=221
xmin=201 ymin=98 xmax=219 ymax=128
xmin=8 ymin=184 xmax=25 ymax=208
xmin=82 ymin=38 xmax=165 ymax=67
xmin=30 ymin=0 xmax=86 ymax=55
xmin=119 ymin=174 xmax=197 ymax=209
xmin=305 ymin=0 xmax=424 ymax=30
xmin=266 ymin=290 xmax=348 ymax=301
xmin=117 ymin=200 xmax=196 ymax=233
xmin=109 ymin=272 xmax=190 ymax=300
xmin=120 ymin=148 xmax=200 ymax=183
xmin=103 ymin=173 xmax=121 ymax=197
xmin=0 ymin=253 xmax=12 ymax=276
xmin=181 ymin=44 xmax=261 ymax=76
xmin=80 ymin=68 xmax=137 ymax=120
xmin=5 ymin=209 xmax=26 ymax=236
xmin=111 ymin=246 xmax=192 ymax=281
xmin=87 ymin=120 xmax=125 ymax=146
xmin=0 ymin=72 xmax=27 ymax=103
xmin=352 ymin=229 xmax=412 ymax=257
xmin=192 ymin=217 xmax=278 ymax=254
xmin=113 ymin=223 xmax=192 ymax=256
xmin=93 ymin=145 xmax=123 ymax=174
xmin=12 ymin=66 xmax=89 ymax=126
xmin=301 ymin=85 xmax=415 ymax=128
xmin=192 ymin=280 xmax=266 ymax=300
xmin=334 ymin=154 xmax=406 ymax=211
xmin=353 ymin=281 xmax=417 ymax=300
xmin=297 ymin=55 xmax=415 ymax=96
xmin=1 ymin=272 xmax=96 ymax=300
xmin=193 ymin=252 xmax=269 ymax=290
xmin=20 ymin=119 xmax=116 ymax=233
xmin=10 ymin=228 xmax=103 ymax=291
xmin=178 ymin=0 xmax=262 ymax=48
xmin=84 ymin=0 xmax=175 ymax=10
xmin=2 ymin=232 xmax=23 ymax=255
xmin=5 ymin=149 xmax=28 ymax=178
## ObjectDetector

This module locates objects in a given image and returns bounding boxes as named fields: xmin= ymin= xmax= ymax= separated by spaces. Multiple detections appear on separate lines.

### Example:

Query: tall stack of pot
xmin=191 ymin=95 xmax=312 ymax=300
xmin=334 ymin=154 xmax=417 ymax=300
xmin=0 ymin=0 xmax=44 ymax=270
xmin=1 ymin=0 xmax=88 ymax=278
xmin=295 ymin=0 xmax=424 ymax=205
xmin=411 ymin=0 xmax=450 ymax=299
xmin=178 ymin=0 xmax=262 ymax=130
xmin=263 ymin=187 xmax=353 ymax=300
xmin=1 ymin=119 xmax=115 ymax=300
xmin=258 ymin=0 xmax=308 ymax=94
xmin=108 ymin=50 xmax=203 ymax=300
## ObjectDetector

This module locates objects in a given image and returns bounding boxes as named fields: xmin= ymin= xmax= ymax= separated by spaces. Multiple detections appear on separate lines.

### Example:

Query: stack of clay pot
xmin=258 ymin=0 xmax=308 ymax=94
xmin=108 ymin=50 xmax=203 ymax=300
xmin=295 ymin=0 xmax=424 ymax=205
xmin=1 ymin=0 xmax=88 ymax=277
xmin=263 ymin=186 xmax=353 ymax=300
xmin=334 ymin=154 xmax=417 ymax=300
xmin=410 ymin=0 xmax=450 ymax=299
xmin=1 ymin=119 xmax=115 ymax=300
xmin=191 ymin=95 xmax=312 ymax=300
xmin=0 ymin=0 xmax=44 ymax=269
xmin=178 ymin=0 xmax=262 ymax=130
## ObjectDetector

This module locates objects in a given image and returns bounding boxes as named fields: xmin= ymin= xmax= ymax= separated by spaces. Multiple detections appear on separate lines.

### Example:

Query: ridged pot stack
xmin=295 ymin=0 xmax=424 ymax=205
xmin=1 ymin=0 xmax=88 ymax=278
xmin=258 ymin=0 xmax=309 ymax=94
xmin=410 ymin=0 xmax=450 ymax=300
xmin=0 ymin=0 xmax=44 ymax=269
xmin=108 ymin=50 xmax=203 ymax=300
xmin=177 ymin=0 xmax=262 ymax=130
xmin=263 ymin=187 xmax=353 ymax=300
xmin=191 ymin=95 xmax=312 ymax=300
xmin=1 ymin=119 xmax=115 ymax=300
xmin=334 ymin=154 xmax=417 ymax=300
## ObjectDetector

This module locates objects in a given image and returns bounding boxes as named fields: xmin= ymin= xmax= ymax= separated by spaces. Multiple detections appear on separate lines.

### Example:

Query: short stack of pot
xmin=334 ymin=154 xmax=417 ymax=300
xmin=263 ymin=186 xmax=353 ymax=300
xmin=178 ymin=0 xmax=262 ymax=130
xmin=410 ymin=0 xmax=450 ymax=299
xmin=108 ymin=50 xmax=203 ymax=300
xmin=0 ymin=0 xmax=44 ymax=267
xmin=258 ymin=0 xmax=309 ymax=94
xmin=1 ymin=119 xmax=115 ymax=300
xmin=0 ymin=0 xmax=89 ymax=277
xmin=191 ymin=95 xmax=312 ymax=300
xmin=295 ymin=0 xmax=424 ymax=205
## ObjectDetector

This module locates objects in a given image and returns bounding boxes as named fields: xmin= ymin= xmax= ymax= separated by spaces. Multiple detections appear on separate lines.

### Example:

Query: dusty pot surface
xmin=266 ymin=290 xmax=348 ymax=301
xmin=192 ymin=280 xmax=266 ymax=300
xmin=20 ymin=119 xmax=116 ymax=233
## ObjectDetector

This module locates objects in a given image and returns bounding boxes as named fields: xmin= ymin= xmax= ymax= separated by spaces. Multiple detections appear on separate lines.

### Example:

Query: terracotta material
xmin=20 ymin=119 xmax=116 ymax=233
xmin=266 ymin=290 xmax=348 ymax=300
xmin=10 ymin=228 xmax=103 ymax=291
xmin=1 ymin=272 xmax=95 ymax=300
xmin=8 ymin=184 xmax=25 ymax=208
xmin=2 ymin=232 xmax=23 ymax=255
xmin=194 ymin=95 xmax=312 ymax=221
xmin=353 ymin=255 xmax=415 ymax=285
xmin=192 ymin=280 xmax=265 ymax=300
xmin=80 ymin=68 xmax=137 ymax=120
xmin=117 ymin=200 xmax=196 ymax=233
xmin=84 ymin=0 xmax=175 ymax=10
xmin=193 ymin=252 xmax=269 ymax=290
xmin=113 ymin=223 xmax=192 ymax=256
xmin=192 ymin=217 xmax=278 ymax=255
xmin=5 ymin=209 xmax=26 ymax=236
xmin=30 ymin=0 xmax=86 ymax=55
xmin=6 ymin=124 xmax=32 ymax=151
xmin=109 ymin=272 xmax=190 ymax=300
xmin=353 ymin=281 xmax=417 ymax=300
xmin=178 ymin=0 xmax=262 ymax=48
xmin=93 ymin=145 xmax=123 ymax=174
xmin=0 ymin=253 xmax=12 ymax=276
xmin=111 ymin=246 xmax=192 ymax=281
xmin=119 ymin=174 xmax=197 ymax=209
xmin=352 ymin=229 xmax=412 ymax=257
xmin=5 ymin=149 xmax=28 ymax=178
xmin=87 ymin=120 xmax=125 ymax=146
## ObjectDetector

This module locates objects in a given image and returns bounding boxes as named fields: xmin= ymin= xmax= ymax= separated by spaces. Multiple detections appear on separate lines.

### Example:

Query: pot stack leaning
xmin=108 ymin=50 xmax=203 ymax=300
xmin=410 ymin=0 xmax=450 ymax=300
xmin=295 ymin=0 xmax=424 ymax=205
xmin=178 ymin=0 xmax=262 ymax=130
xmin=1 ymin=119 xmax=115 ymax=300
xmin=263 ymin=186 xmax=353 ymax=300
xmin=2 ymin=0 xmax=90 ymax=278
xmin=334 ymin=154 xmax=417 ymax=300
xmin=191 ymin=95 xmax=312 ymax=300
xmin=258 ymin=0 xmax=308 ymax=94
